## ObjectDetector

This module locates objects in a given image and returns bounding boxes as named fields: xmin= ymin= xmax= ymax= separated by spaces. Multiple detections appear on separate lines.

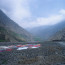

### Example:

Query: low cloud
xmin=59 ymin=9 xmax=65 ymax=15
xmin=22 ymin=9 xmax=65 ymax=28
xmin=0 ymin=0 xmax=65 ymax=28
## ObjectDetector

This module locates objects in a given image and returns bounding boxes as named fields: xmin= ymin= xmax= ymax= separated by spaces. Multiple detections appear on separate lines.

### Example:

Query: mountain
xmin=0 ymin=10 xmax=33 ymax=42
xmin=49 ymin=28 xmax=65 ymax=41
xmin=28 ymin=21 xmax=65 ymax=41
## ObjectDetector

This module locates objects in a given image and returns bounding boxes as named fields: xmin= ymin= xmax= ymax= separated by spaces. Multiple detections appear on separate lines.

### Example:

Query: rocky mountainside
xmin=49 ymin=28 xmax=65 ymax=41
xmin=0 ymin=10 xmax=33 ymax=42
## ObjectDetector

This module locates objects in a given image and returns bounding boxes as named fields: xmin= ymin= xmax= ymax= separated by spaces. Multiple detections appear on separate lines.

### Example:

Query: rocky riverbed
xmin=0 ymin=41 xmax=65 ymax=65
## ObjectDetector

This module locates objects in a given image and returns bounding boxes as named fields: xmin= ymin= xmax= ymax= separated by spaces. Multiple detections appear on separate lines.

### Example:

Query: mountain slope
xmin=0 ymin=10 xmax=33 ymax=42
xmin=49 ymin=28 xmax=65 ymax=41
xmin=28 ymin=21 xmax=65 ymax=41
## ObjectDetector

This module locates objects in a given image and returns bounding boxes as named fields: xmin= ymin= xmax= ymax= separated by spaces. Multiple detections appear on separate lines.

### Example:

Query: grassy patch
xmin=0 ymin=40 xmax=6 ymax=42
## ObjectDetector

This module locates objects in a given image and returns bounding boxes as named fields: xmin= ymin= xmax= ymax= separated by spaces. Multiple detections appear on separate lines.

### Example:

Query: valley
xmin=0 ymin=0 xmax=65 ymax=65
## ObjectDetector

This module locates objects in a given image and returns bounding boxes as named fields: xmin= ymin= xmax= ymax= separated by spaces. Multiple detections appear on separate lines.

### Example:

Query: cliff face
xmin=0 ymin=10 xmax=33 ymax=42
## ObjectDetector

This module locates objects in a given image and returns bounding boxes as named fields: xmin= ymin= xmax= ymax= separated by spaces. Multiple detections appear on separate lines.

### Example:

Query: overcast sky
xmin=0 ymin=0 xmax=65 ymax=28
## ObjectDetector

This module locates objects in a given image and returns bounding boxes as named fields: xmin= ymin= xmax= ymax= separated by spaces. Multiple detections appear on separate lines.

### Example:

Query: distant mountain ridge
xmin=28 ymin=20 xmax=65 ymax=41
xmin=0 ymin=10 xmax=33 ymax=42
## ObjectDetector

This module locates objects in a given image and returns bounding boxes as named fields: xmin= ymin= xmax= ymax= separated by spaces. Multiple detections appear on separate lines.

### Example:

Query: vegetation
xmin=34 ymin=37 xmax=42 ymax=41
xmin=0 ymin=27 xmax=26 ymax=42
xmin=0 ymin=40 xmax=6 ymax=42
xmin=0 ymin=10 xmax=33 ymax=42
